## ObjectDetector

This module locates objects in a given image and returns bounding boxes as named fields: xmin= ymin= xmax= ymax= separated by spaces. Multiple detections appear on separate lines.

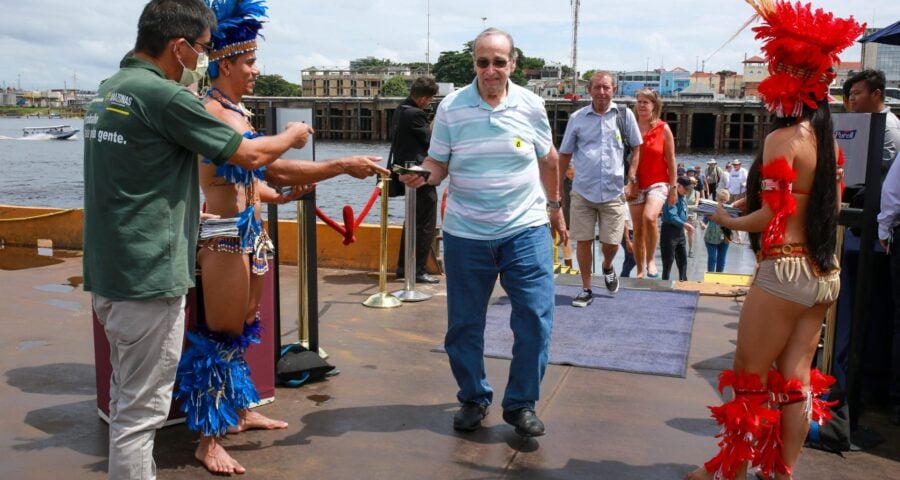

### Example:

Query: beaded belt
xmin=757 ymin=243 xmax=808 ymax=261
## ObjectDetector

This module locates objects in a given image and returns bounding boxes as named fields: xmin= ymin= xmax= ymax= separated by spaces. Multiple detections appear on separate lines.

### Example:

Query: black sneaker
xmin=572 ymin=289 xmax=593 ymax=307
xmin=603 ymin=267 xmax=619 ymax=293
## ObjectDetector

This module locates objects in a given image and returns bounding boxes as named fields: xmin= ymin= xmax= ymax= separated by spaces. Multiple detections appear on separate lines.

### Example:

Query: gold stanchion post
xmin=364 ymin=175 xmax=402 ymax=308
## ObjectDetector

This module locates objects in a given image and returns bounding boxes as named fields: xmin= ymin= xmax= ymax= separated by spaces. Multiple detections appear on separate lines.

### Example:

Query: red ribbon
xmin=315 ymin=183 xmax=383 ymax=245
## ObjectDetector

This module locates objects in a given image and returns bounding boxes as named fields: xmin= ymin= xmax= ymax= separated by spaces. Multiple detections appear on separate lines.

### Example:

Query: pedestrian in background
xmin=727 ymin=158 xmax=748 ymax=202
xmin=660 ymin=177 xmax=694 ymax=281
xmin=628 ymin=88 xmax=675 ymax=279
xmin=705 ymin=159 xmax=725 ymax=199
xmin=393 ymin=76 xmax=441 ymax=284
xmin=845 ymin=69 xmax=900 ymax=170
xmin=701 ymin=189 xmax=732 ymax=273
xmin=559 ymin=71 xmax=643 ymax=306
xmin=694 ymin=165 xmax=708 ymax=198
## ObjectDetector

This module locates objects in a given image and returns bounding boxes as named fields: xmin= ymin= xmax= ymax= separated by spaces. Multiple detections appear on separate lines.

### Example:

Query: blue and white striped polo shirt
xmin=429 ymin=79 xmax=553 ymax=240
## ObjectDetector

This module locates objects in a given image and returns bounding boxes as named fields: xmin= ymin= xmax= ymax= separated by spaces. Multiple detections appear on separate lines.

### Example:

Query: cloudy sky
xmin=3 ymin=0 xmax=898 ymax=91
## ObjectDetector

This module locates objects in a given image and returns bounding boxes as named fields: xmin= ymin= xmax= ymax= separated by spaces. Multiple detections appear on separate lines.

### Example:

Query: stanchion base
xmin=390 ymin=289 xmax=433 ymax=302
xmin=363 ymin=292 xmax=403 ymax=308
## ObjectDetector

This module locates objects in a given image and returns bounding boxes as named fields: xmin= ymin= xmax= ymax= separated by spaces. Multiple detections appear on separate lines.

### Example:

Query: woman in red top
xmin=629 ymin=89 xmax=677 ymax=278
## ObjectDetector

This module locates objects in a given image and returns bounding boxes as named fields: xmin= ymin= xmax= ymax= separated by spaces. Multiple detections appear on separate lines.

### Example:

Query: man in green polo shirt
xmin=83 ymin=1 xmax=314 ymax=478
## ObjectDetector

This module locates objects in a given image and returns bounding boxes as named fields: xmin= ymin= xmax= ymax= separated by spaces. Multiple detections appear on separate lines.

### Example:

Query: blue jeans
xmin=705 ymin=241 xmax=729 ymax=272
xmin=443 ymin=225 xmax=555 ymax=411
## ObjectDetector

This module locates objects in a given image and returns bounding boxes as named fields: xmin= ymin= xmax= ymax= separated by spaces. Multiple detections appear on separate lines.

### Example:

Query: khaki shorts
xmin=570 ymin=191 xmax=627 ymax=244
xmin=752 ymin=257 xmax=840 ymax=307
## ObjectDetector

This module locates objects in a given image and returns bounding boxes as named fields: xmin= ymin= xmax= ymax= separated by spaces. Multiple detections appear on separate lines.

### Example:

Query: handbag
xmin=382 ymin=115 xmax=407 ymax=198
xmin=384 ymin=149 xmax=407 ymax=198
xmin=276 ymin=343 xmax=336 ymax=387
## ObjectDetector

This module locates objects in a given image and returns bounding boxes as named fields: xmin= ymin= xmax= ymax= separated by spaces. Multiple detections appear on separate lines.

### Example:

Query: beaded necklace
xmin=205 ymin=87 xmax=259 ymax=206
xmin=207 ymin=87 xmax=254 ymax=121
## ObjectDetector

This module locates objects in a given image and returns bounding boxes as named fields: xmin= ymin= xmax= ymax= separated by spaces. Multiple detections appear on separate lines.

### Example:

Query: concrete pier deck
xmin=1 ymin=246 xmax=897 ymax=479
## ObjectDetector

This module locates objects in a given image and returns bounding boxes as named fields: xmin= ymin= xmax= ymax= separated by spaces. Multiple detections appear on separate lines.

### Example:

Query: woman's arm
xmin=712 ymin=202 xmax=772 ymax=233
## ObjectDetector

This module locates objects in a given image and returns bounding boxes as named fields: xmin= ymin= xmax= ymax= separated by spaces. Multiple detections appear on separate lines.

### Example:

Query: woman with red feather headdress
xmin=686 ymin=2 xmax=864 ymax=479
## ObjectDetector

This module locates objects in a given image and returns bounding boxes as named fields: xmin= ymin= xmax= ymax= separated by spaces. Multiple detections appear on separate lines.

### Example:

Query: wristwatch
xmin=546 ymin=199 xmax=562 ymax=209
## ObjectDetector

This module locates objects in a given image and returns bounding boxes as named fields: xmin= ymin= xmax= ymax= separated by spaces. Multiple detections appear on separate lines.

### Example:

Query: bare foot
xmin=195 ymin=436 xmax=246 ymax=475
xmin=227 ymin=409 xmax=289 ymax=434
xmin=683 ymin=466 xmax=713 ymax=480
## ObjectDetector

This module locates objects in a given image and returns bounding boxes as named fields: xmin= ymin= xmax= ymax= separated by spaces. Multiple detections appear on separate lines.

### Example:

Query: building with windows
xmin=861 ymin=27 xmax=900 ymax=88
xmin=742 ymin=55 xmax=767 ymax=98
xmin=721 ymin=74 xmax=744 ymax=98
xmin=616 ymin=70 xmax=661 ymax=97
xmin=659 ymin=68 xmax=692 ymax=97
xmin=301 ymin=66 xmax=424 ymax=97
xmin=690 ymin=71 xmax=720 ymax=95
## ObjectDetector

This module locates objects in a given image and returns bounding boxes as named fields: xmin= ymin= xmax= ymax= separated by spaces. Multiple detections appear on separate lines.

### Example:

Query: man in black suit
xmin=393 ymin=76 xmax=441 ymax=283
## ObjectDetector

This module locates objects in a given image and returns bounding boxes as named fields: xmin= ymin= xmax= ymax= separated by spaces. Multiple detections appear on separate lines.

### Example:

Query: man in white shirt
xmin=727 ymin=159 xmax=748 ymax=202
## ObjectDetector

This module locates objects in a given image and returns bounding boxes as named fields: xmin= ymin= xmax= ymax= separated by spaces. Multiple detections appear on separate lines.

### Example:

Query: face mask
xmin=176 ymin=41 xmax=209 ymax=86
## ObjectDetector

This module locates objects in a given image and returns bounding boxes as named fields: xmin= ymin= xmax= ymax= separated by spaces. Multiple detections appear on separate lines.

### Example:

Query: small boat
xmin=22 ymin=125 xmax=79 ymax=140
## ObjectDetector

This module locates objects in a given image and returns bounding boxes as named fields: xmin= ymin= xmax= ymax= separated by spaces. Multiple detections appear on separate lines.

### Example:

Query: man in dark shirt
xmin=393 ymin=77 xmax=441 ymax=284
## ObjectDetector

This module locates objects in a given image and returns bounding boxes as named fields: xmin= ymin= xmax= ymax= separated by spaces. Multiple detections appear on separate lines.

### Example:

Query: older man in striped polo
xmin=400 ymin=28 xmax=567 ymax=437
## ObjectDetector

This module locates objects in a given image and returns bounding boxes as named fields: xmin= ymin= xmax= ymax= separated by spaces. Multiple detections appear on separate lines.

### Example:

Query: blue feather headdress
xmin=206 ymin=0 xmax=268 ymax=78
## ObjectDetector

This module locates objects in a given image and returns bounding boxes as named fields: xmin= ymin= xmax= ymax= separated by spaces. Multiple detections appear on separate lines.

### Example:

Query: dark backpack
xmin=616 ymin=107 xmax=634 ymax=186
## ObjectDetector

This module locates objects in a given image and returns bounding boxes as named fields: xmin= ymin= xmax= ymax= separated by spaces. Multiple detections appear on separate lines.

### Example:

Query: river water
xmin=0 ymin=116 xmax=754 ymax=225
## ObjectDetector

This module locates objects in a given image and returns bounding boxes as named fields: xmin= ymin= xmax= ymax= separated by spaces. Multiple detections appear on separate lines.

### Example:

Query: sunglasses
xmin=475 ymin=57 xmax=509 ymax=69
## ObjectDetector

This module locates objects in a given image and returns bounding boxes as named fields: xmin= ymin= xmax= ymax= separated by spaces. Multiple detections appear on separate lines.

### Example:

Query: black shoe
xmin=453 ymin=402 xmax=488 ymax=431
xmin=415 ymin=272 xmax=440 ymax=284
xmin=502 ymin=407 xmax=545 ymax=437
xmin=572 ymin=289 xmax=593 ymax=307
xmin=603 ymin=267 xmax=619 ymax=293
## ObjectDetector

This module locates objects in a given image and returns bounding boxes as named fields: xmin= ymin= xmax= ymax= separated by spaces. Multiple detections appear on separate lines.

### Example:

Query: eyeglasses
xmin=475 ymin=57 xmax=509 ymax=69
xmin=187 ymin=39 xmax=213 ymax=55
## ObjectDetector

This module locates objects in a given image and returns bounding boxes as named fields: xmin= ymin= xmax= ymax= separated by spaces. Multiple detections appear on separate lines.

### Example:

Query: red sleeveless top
xmin=636 ymin=121 xmax=670 ymax=189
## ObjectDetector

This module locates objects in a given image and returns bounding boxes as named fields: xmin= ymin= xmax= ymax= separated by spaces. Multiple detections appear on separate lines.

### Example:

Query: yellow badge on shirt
xmin=514 ymin=138 xmax=524 ymax=149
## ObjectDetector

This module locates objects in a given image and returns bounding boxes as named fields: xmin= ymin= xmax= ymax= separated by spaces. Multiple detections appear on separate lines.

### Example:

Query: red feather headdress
xmin=746 ymin=1 xmax=865 ymax=117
